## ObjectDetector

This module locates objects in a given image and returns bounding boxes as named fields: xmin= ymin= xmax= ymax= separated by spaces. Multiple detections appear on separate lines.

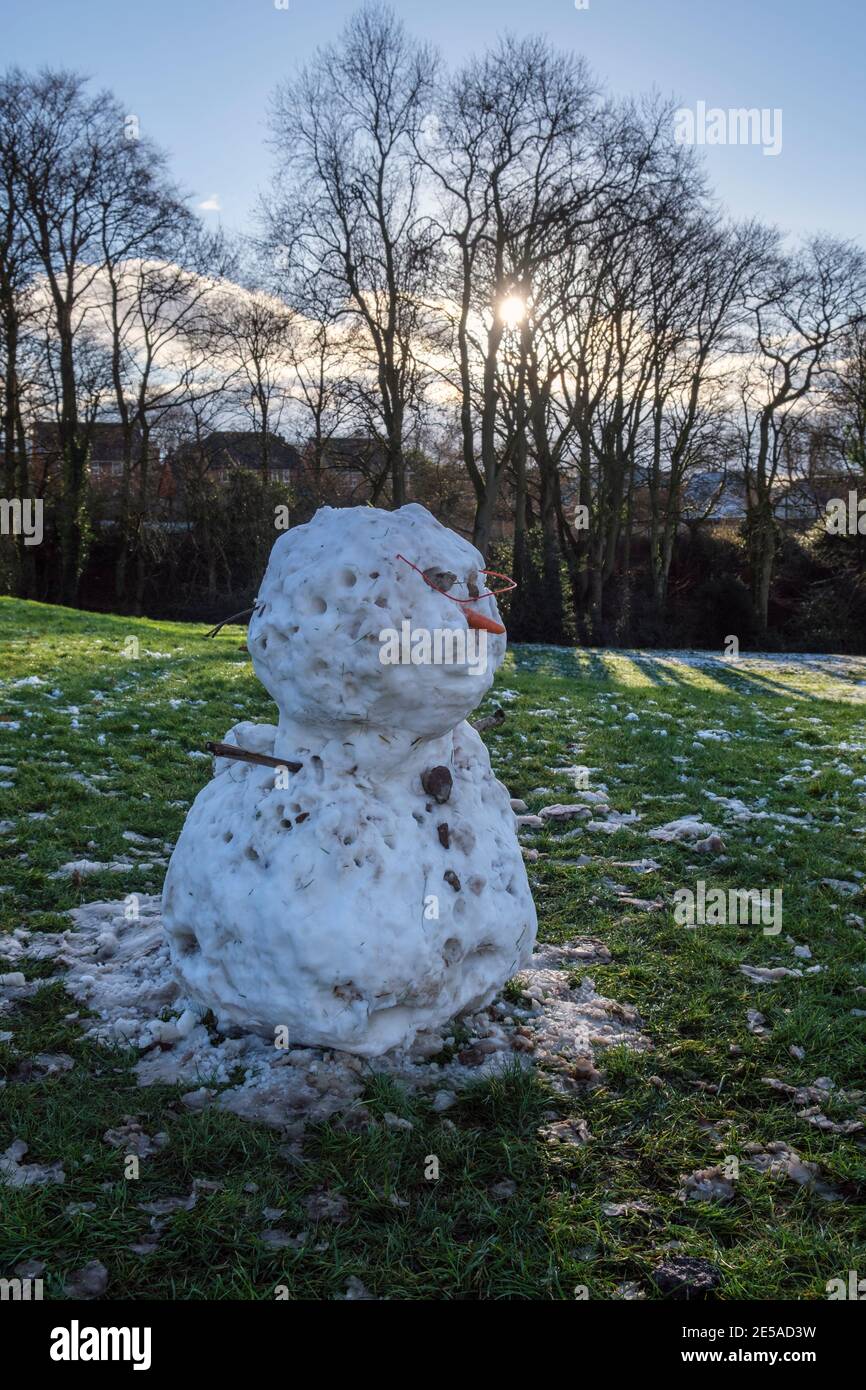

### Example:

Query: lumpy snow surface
xmin=162 ymin=505 xmax=536 ymax=1054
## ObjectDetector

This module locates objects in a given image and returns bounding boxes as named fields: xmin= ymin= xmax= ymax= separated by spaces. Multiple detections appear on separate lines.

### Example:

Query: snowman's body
xmin=162 ymin=504 xmax=536 ymax=1056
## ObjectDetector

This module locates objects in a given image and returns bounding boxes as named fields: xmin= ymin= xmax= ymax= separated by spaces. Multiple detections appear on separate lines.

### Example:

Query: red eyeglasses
xmin=396 ymin=554 xmax=517 ymax=604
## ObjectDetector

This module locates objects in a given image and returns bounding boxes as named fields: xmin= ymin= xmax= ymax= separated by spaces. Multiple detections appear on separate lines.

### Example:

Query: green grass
xmin=1 ymin=597 xmax=865 ymax=1300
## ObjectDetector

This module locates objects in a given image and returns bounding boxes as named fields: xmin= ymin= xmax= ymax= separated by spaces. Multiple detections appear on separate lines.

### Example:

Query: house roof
xmin=310 ymin=436 xmax=386 ymax=472
xmin=174 ymin=431 xmax=301 ymax=472
xmin=682 ymin=469 xmax=748 ymax=520
xmin=31 ymin=420 xmax=142 ymax=459
xmin=772 ymin=473 xmax=860 ymax=520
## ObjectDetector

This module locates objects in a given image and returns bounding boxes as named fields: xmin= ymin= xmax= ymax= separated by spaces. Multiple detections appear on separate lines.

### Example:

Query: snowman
xmin=162 ymin=503 xmax=536 ymax=1056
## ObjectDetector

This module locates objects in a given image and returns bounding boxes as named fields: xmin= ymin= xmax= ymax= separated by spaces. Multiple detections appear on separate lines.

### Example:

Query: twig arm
xmin=205 ymin=741 xmax=303 ymax=774
xmin=471 ymin=707 xmax=506 ymax=734
xmin=206 ymin=606 xmax=259 ymax=639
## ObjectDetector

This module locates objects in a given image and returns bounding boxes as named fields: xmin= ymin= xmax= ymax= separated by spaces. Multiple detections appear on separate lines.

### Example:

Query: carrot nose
xmin=465 ymin=606 xmax=506 ymax=635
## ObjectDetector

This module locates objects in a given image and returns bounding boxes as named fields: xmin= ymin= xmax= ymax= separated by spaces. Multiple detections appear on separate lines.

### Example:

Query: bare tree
xmin=0 ymin=69 xmax=41 ymax=594
xmin=285 ymin=286 xmax=354 ymax=510
xmin=103 ymin=226 xmax=233 ymax=608
xmin=426 ymin=36 xmax=607 ymax=556
xmin=209 ymin=262 xmax=296 ymax=479
xmin=265 ymin=1 xmax=436 ymax=507
xmin=827 ymin=311 xmax=866 ymax=475
xmin=513 ymin=99 xmax=700 ymax=639
xmin=642 ymin=215 xmax=777 ymax=612
xmin=7 ymin=69 xmax=191 ymax=600
xmin=739 ymin=237 xmax=865 ymax=630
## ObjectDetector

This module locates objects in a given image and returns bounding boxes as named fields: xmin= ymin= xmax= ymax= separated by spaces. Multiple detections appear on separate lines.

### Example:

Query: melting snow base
xmin=6 ymin=897 xmax=649 ymax=1133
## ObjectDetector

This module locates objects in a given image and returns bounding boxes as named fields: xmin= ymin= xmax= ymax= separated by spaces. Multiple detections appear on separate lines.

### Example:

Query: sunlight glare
xmin=498 ymin=294 xmax=526 ymax=328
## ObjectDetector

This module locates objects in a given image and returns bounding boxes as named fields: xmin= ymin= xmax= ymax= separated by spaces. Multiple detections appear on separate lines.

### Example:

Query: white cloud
xmin=198 ymin=194 xmax=221 ymax=213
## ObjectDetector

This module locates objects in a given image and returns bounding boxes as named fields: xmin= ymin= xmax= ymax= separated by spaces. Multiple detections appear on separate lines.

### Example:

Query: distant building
xmin=290 ymin=435 xmax=387 ymax=521
xmin=682 ymin=469 xmax=750 ymax=522
xmin=30 ymin=421 xmax=164 ymax=519
xmin=31 ymin=421 xmax=149 ymax=490
xmin=631 ymin=465 xmax=859 ymax=530
xmin=772 ymin=473 xmax=859 ymax=525
xmin=163 ymin=430 xmax=300 ymax=521
xmin=173 ymin=430 xmax=301 ymax=485
xmin=313 ymin=435 xmax=386 ymax=489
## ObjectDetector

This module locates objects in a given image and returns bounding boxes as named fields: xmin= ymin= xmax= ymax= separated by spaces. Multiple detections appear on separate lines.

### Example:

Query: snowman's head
xmin=248 ymin=504 xmax=507 ymax=740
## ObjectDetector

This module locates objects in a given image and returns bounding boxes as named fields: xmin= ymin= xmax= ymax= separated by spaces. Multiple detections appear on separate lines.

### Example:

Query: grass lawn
xmin=1 ymin=595 xmax=865 ymax=1300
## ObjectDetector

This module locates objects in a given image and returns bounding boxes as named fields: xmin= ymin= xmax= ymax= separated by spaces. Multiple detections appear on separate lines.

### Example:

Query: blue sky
xmin=5 ymin=0 xmax=864 ymax=244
